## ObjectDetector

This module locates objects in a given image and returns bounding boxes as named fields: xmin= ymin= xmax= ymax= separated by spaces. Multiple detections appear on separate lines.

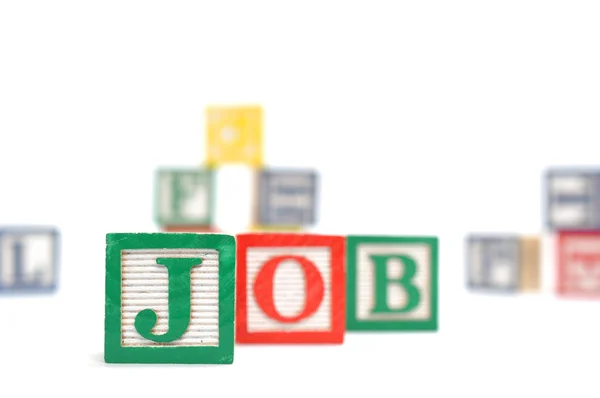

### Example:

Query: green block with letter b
xmin=346 ymin=236 xmax=438 ymax=331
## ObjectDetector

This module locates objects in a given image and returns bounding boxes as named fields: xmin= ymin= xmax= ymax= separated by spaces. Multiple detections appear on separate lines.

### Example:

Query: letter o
xmin=253 ymin=255 xmax=325 ymax=323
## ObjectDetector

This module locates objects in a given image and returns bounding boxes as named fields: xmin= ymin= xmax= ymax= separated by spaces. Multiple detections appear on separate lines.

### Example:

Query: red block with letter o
xmin=236 ymin=233 xmax=346 ymax=343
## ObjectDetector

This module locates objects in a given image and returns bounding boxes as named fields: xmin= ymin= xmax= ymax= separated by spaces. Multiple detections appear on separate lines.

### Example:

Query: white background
xmin=1 ymin=1 xmax=600 ymax=396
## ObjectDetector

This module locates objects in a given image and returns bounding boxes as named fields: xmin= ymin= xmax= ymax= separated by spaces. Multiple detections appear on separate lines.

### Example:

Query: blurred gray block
xmin=256 ymin=169 xmax=318 ymax=226
xmin=0 ymin=227 xmax=59 ymax=294
xmin=546 ymin=169 xmax=600 ymax=230
xmin=467 ymin=235 xmax=520 ymax=291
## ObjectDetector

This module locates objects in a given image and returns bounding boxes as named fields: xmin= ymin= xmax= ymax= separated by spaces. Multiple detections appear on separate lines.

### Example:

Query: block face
xmin=245 ymin=247 xmax=332 ymax=332
xmin=346 ymin=236 xmax=438 ymax=331
xmin=206 ymin=106 xmax=263 ymax=167
xmin=121 ymin=249 xmax=220 ymax=347
xmin=154 ymin=169 xmax=214 ymax=227
xmin=255 ymin=169 xmax=317 ymax=226
xmin=105 ymin=233 xmax=235 ymax=364
xmin=546 ymin=169 xmax=600 ymax=230
xmin=557 ymin=231 xmax=600 ymax=298
xmin=0 ymin=227 xmax=59 ymax=293
xmin=467 ymin=235 xmax=520 ymax=291
xmin=236 ymin=233 xmax=345 ymax=343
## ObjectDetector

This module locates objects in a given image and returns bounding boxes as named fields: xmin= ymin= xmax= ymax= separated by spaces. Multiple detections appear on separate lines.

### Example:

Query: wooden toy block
xmin=346 ymin=236 xmax=438 ymax=331
xmin=467 ymin=235 xmax=520 ymax=291
xmin=546 ymin=169 xmax=600 ymax=230
xmin=162 ymin=225 xmax=220 ymax=233
xmin=104 ymin=233 xmax=235 ymax=364
xmin=519 ymin=236 xmax=541 ymax=291
xmin=467 ymin=235 xmax=541 ymax=293
xmin=154 ymin=168 xmax=215 ymax=227
xmin=205 ymin=105 xmax=263 ymax=167
xmin=0 ymin=227 xmax=59 ymax=293
xmin=235 ymin=233 xmax=345 ymax=344
xmin=557 ymin=230 xmax=600 ymax=298
xmin=252 ymin=169 xmax=318 ymax=227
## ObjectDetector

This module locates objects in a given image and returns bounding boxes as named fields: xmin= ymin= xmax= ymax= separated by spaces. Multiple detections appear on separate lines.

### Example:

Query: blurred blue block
xmin=256 ymin=169 xmax=318 ymax=226
xmin=0 ymin=227 xmax=59 ymax=294
xmin=466 ymin=235 xmax=520 ymax=292
xmin=546 ymin=169 xmax=600 ymax=230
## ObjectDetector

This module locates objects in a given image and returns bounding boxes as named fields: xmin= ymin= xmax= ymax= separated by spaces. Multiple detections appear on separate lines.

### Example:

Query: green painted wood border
xmin=153 ymin=168 xmax=216 ymax=226
xmin=346 ymin=235 xmax=438 ymax=331
xmin=104 ymin=233 xmax=235 ymax=364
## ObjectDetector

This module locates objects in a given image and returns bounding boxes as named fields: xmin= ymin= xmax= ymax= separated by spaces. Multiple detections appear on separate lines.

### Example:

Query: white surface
xmin=245 ymin=247 xmax=332 ymax=332
xmin=1 ymin=0 xmax=600 ymax=396
xmin=121 ymin=249 xmax=219 ymax=347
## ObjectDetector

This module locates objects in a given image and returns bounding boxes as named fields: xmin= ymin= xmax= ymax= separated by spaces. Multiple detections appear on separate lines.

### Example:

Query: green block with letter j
xmin=346 ymin=236 xmax=438 ymax=331
xmin=104 ymin=233 xmax=235 ymax=364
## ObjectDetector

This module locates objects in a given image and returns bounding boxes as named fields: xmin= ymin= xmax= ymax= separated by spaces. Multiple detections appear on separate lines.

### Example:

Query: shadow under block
xmin=0 ymin=227 xmax=60 ymax=294
xmin=104 ymin=233 xmax=235 ymax=364
xmin=162 ymin=225 xmax=220 ymax=233
xmin=205 ymin=105 xmax=263 ymax=167
xmin=235 ymin=233 xmax=345 ymax=344
xmin=154 ymin=168 xmax=215 ymax=227
xmin=248 ymin=224 xmax=304 ymax=233
xmin=346 ymin=236 xmax=438 ymax=331
xmin=557 ymin=230 xmax=600 ymax=298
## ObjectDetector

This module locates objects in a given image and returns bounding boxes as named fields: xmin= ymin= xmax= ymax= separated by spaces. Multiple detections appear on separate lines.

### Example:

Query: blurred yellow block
xmin=205 ymin=105 xmax=263 ymax=167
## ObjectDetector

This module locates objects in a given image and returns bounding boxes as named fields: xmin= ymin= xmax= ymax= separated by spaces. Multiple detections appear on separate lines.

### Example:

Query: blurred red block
xmin=557 ymin=231 xmax=600 ymax=298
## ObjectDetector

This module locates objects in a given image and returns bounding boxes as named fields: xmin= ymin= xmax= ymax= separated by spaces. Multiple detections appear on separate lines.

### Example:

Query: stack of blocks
xmin=154 ymin=105 xmax=318 ymax=233
xmin=106 ymin=105 xmax=438 ymax=364
xmin=105 ymin=233 xmax=438 ymax=363
xmin=547 ymin=169 xmax=600 ymax=298
xmin=466 ymin=167 xmax=600 ymax=296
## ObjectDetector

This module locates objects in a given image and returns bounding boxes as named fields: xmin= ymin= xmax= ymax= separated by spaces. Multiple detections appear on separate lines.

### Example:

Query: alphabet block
xmin=252 ymin=169 xmax=318 ymax=227
xmin=205 ymin=105 xmax=263 ymax=167
xmin=235 ymin=233 xmax=345 ymax=344
xmin=154 ymin=168 xmax=215 ymax=228
xmin=546 ymin=169 xmax=600 ymax=230
xmin=557 ymin=230 xmax=600 ymax=298
xmin=104 ymin=233 xmax=235 ymax=364
xmin=467 ymin=235 xmax=540 ymax=292
xmin=0 ymin=227 xmax=59 ymax=293
xmin=346 ymin=236 xmax=438 ymax=331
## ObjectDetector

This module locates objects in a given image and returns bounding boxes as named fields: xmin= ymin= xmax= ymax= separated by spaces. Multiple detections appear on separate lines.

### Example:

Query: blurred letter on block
xmin=205 ymin=105 xmax=263 ymax=167
xmin=546 ymin=169 xmax=600 ymax=230
xmin=0 ymin=227 xmax=59 ymax=294
xmin=557 ymin=231 xmax=600 ymax=299
xmin=251 ymin=169 xmax=318 ymax=231
xmin=466 ymin=234 xmax=540 ymax=293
